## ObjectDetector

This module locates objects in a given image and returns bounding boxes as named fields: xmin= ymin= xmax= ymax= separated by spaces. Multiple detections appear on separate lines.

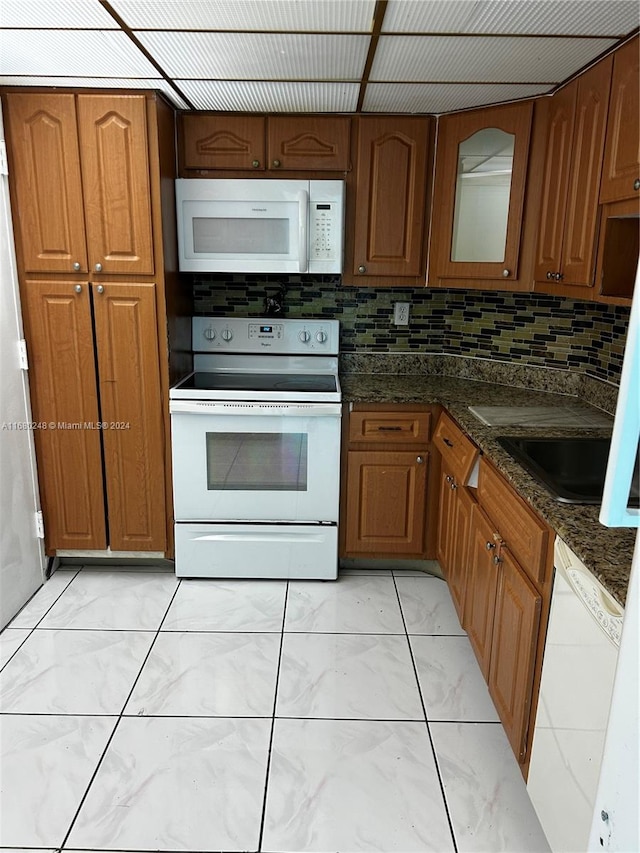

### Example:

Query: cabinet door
xmin=489 ymin=549 xmax=542 ymax=762
xmin=436 ymin=469 xmax=456 ymax=574
xmin=345 ymin=450 xmax=428 ymax=555
xmin=4 ymin=93 xmax=87 ymax=274
xmin=21 ymin=281 xmax=106 ymax=551
xmin=180 ymin=114 xmax=266 ymax=171
xmin=267 ymin=116 xmax=350 ymax=171
xmin=77 ymin=95 xmax=154 ymax=275
xmin=465 ymin=504 xmax=500 ymax=679
xmin=352 ymin=117 xmax=430 ymax=277
xmin=93 ymin=282 xmax=166 ymax=552
xmin=561 ymin=57 xmax=612 ymax=286
xmin=449 ymin=483 xmax=474 ymax=626
xmin=433 ymin=101 xmax=532 ymax=282
xmin=600 ymin=36 xmax=640 ymax=203
xmin=534 ymin=84 xmax=577 ymax=283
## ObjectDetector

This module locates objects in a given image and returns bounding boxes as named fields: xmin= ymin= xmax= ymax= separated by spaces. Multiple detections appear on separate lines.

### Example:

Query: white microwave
xmin=176 ymin=178 xmax=344 ymax=274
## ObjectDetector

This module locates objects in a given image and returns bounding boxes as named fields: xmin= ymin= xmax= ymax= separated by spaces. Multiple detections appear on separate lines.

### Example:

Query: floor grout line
xmin=56 ymin=574 xmax=185 ymax=851
xmin=391 ymin=572 xmax=460 ymax=853
xmin=256 ymin=579 xmax=290 ymax=853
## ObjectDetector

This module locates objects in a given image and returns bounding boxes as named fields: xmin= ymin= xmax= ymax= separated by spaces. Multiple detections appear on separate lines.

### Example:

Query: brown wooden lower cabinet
xmin=435 ymin=418 xmax=552 ymax=771
xmin=345 ymin=450 xmax=428 ymax=555
xmin=465 ymin=503 xmax=501 ymax=679
xmin=489 ymin=550 xmax=542 ymax=762
xmin=93 ymin=282 xmax=166 ymax=551
xmin=22 ymin=279 xmax=166 ymax=553
xmin=22 ymin=280 xmax=107 ymax=550
xmin=437 ymin=466 xmax=475 ymax=623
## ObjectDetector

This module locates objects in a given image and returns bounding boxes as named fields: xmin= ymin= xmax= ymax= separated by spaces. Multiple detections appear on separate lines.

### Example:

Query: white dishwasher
xmin=527 ymin=537 xmax=624 ymax=853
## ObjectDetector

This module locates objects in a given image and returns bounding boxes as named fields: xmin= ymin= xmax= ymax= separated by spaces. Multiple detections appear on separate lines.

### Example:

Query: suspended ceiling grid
xmin=0 ymin=0 xmax=638 ymax=113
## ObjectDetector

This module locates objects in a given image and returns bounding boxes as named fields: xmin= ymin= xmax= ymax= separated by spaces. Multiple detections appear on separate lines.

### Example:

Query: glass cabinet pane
xmin=451 ymin=128 xmax=515 ymax=263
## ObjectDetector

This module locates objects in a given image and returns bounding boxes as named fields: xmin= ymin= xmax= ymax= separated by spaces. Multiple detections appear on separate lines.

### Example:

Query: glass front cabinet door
xmin=430 ymin=101 xmax=533 ymax=284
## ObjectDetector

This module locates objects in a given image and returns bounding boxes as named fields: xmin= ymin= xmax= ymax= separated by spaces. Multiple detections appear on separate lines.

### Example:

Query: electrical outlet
xmin=394 ymin=302 xmax=410 ymax=326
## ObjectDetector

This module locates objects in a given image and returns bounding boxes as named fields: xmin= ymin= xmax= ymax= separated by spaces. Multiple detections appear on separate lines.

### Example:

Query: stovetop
xmin=170 ymin=317 xmax=341 ymax=404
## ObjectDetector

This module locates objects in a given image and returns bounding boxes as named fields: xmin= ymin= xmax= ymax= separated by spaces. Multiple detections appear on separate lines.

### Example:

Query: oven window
xmin=206 ymin=433 xmax=308 ymax=491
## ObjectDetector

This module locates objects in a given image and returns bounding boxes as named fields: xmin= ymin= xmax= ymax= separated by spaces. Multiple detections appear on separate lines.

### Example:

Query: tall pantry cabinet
xmin=3 ymin=90 xmax=186 ymax=556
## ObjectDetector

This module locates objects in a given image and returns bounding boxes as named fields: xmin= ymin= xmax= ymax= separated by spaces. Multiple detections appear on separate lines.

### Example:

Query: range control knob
xmin=315 ymin=331 xmax=328 ymax=343
xmin=299 ymin=330 xmax=311 ymax=343
xmin=203 ymin=327 xmax=216 ymax=341
xmin=221 ymin=328 xmax=233 ymax=342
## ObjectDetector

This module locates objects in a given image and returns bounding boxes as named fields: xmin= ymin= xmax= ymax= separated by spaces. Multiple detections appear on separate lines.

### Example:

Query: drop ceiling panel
xmin=177 ymin=80 xmax=360 ymax=112
xmin=363 ymin=82 xmax=552 ymax=114
xmin=137 ymin=31 xmax=370 ymax=79
xmin=370 ymin=35 xmax=619 ymax=83
xmin=111 ymin=0 xmax=376 ymax=31
xmin=0 ymin=76 xmax=190 ymax=109
xmin=0 ymin=30 xmax=160 ymax=77
xmin=383 ymin=0 xmax=640 ymax=37
xmin=0 ymin=0 xmax=118 ymax=28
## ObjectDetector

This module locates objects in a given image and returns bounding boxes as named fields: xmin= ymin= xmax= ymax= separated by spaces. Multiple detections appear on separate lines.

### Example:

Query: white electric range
xmin=169 ymin=317 xmax=341 ymax=579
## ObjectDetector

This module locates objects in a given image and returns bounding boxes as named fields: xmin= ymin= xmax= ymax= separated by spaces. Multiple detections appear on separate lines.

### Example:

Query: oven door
xmin=170 ymin=401 xmax=341 ymax=522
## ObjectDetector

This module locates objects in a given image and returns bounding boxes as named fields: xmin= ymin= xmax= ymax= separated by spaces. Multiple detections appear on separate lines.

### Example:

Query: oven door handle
xmin=170 ymin=400 xmax=342 ymax=417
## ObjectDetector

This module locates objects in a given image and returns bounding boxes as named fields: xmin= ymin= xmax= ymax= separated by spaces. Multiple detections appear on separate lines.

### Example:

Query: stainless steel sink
xmin=496 ymin=436 xmax=639 ymax=505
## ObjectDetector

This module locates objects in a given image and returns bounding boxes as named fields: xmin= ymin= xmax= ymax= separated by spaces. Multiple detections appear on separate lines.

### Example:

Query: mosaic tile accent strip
xmin=191 ymin=275 xmax=630 ymax=386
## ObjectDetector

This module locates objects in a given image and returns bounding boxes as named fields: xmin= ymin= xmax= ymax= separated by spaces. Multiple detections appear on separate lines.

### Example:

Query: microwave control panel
xmin=309 ymin=201 xmax=340 ymax=263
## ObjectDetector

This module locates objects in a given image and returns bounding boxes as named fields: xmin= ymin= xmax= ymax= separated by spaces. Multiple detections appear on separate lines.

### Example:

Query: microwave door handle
xmin=298 ymin=190 xmax=309 ymax=272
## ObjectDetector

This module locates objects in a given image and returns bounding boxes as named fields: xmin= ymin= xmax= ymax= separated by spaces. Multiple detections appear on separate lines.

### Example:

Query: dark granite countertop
xmin=340 ymin=372 xmax=635 ymax=608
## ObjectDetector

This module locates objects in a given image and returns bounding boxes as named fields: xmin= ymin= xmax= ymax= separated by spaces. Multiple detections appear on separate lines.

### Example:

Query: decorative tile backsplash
xmin=191 ymin=274 xmax=630 ymax=386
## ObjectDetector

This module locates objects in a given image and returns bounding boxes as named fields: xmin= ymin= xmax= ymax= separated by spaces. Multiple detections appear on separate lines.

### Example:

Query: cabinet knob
xmin=450 ymin=481 xmax=457 ymax=490
xmin=73 ymin=262 xmax=81 ymax=271
xmin=94 ymin=263 xmax=102 ymax=272
xmin=416 ymin=456 xmax=424 ymax=464
xmin=486 ymin=541 xmax=496 ymax=550
xmin=554 ymin=272 xmax=564 ymax=281
xmin=96 ymin=285 xmax=104 ymax=294
xmin=502 ymin=269 xmax=511 ymax=278
xmin=251 ymin=159 xmax=260 ymax=169
xmin=546 ymin=271 xmax=553 ymax=280
xmin=358 ymin=265 xmax=367 ymax=274
xmin=634 ymin=178 xmax=640 ymax=191
xmin=493 ymin=554 xmax=502 ymax=566
xmin=272 ymin=159 xmax=281 ymax=168
xmin=74 ymin=284 xmax=82 ymax=293
xmin=445 ymin=475 xmax=453 ymax=484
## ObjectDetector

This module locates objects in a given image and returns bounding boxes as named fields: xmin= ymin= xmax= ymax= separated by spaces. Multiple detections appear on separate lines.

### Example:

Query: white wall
xmin=0 ymin=107 xmax=46 ymax=628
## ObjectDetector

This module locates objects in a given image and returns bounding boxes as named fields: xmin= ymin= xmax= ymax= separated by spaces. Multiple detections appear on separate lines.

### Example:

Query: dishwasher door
xmin=527 ymin=538 xmax=623 ymax=853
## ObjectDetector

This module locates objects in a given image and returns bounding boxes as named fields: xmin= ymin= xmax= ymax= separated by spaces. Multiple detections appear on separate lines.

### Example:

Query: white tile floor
xmin=0 ymin=566 xmax=551 ymax=853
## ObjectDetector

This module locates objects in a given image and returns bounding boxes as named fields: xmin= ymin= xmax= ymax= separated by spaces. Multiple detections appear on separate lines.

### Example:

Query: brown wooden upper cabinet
xmin=534 ymin=57 xmax=612 ymax=290
xmin=179 ymin=113 xmax=351 ymax=173
xmin=429 ymin=101 xmax=533 ymax=284
xmin=4 ymin=92 xmax=154 ymax=276
xmin=599 ymin=36 xmax=640 ymax=204
xmin=347 ymin=116 xmax=432 ymax=282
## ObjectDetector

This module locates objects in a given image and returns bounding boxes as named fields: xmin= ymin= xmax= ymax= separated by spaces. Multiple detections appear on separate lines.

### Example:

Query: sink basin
xmin=495 ymin=436 xmax=639 ymax=505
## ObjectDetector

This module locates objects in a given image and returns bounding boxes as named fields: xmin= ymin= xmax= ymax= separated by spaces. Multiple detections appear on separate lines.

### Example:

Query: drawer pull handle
xmin=443 ymin=437 xmax=454 ymax=447
xmin=378 ymin=426 xmax=403 ymax=431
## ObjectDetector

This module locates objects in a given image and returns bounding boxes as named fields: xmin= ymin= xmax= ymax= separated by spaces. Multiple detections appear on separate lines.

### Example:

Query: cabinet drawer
xmin=349 ymin=410 xmax=431 ymax=444
xmin=478 ymin=460 xmax=549 ymax=586
xmin=433 ymin=412 xmax=479 ymax=483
